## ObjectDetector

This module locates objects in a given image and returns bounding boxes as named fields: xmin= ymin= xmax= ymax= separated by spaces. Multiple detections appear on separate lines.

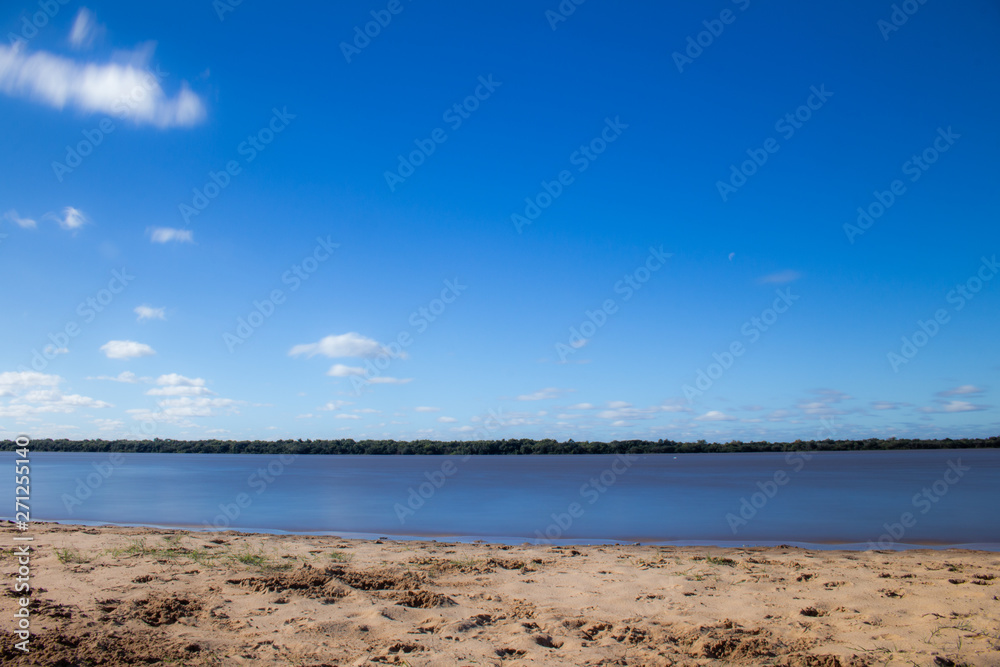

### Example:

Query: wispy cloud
xmin=0 ymin=43 xmax=205 ymax=127
xmin=146 ymin=374 xmax=211 ymax=397
xmin=757 ymin=270 xmax=802 ymax=285
xmin=919 ymin=400 xmax=989 ymax=414
xmin=128 ymin=396 xmax=238 ymax=423
xmin=327 ymin=364 xmax=367 ymax=377
xmin=134 ymin=305 xmax=166 ymax=321
xmin=414 ymin=406 xmax=440 ymax=412
xmin=88 ymin=371 xmax=142 ymax=383
xmin=367 ymin=377 xmax=412 ymax=385
xmin=937 ymin=385 xmax=983 ymax=397
xmin=812 ymin=389 xmax=852 ymax=403
xmin=45 ymin=206 xmax=87 ymax=231
xmin=516 ymin=387 xmax=571 ymax=401
xmin=695 ymin=410 xmax=736 ymax=422
xmin=68 ymin=8 xmax=104 ymax=49
xmin=3 ymin=209 xmax=36 ymax=228
xmin=597 ymin=406 xmax=659 ymax=421
xmin=150 ymin=227 xmax=193 ymax=243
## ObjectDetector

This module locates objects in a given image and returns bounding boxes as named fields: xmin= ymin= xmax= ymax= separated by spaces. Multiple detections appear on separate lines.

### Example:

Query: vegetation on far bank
xmin=7 ymin=436 xmax=998 ymax=455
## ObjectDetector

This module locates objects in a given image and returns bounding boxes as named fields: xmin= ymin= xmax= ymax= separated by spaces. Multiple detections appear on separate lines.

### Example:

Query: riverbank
xmin=2 ymin=522 xmax=998 ymax=665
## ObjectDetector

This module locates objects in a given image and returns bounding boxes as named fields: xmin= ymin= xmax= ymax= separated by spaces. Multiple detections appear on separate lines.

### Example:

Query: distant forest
xmin=9 ymin=436 xmax=999 ymax=455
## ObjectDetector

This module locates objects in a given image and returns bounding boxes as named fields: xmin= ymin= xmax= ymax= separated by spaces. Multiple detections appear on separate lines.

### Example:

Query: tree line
xmin=8 ymin=436 xmax=999 ymax=456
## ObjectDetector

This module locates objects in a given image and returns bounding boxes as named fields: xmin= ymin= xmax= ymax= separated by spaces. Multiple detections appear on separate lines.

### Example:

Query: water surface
xmin=2 ymin=449 xmax=997 ymax=549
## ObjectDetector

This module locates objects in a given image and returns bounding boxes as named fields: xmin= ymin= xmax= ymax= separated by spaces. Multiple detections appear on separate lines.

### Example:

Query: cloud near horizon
xmin=0 ymin=371 xmax=111 ymax=418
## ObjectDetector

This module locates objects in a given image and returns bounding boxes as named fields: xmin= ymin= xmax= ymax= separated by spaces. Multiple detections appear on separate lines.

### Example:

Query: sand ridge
xmin=2 ymin=522 xmax=999 ymax=665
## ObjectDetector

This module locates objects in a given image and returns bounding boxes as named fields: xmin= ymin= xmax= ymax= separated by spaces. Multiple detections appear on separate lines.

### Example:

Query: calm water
xmin=2 ymin=449 xmax=998 ymax=549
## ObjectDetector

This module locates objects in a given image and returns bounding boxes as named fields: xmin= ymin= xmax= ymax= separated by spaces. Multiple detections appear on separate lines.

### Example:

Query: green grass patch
xmin=55 ymin=547 xmax=90 ymax=564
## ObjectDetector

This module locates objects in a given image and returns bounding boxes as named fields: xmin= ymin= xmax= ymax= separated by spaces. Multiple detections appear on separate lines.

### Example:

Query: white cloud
xmin=920 ymin=400 xmax=988 ymax=414
xmin=135 ymin=305 xmax=166 ymax=321
xmin=155 ymin=373 xmax=205 ymax=387
xmin=0 ymin=372 xmax=112 ymax=417
xmin=100 ymin=340 xmax=156 ymax=360
xmin=335 ymin=413 xmax=360 ymax=420
xmin=0 ymin=44 xmax=205 ymax=128
xmin=0 ymin=371 xmax=61 ymax=396
xmin=327 ymin=364 xmax=366 ymax=377
xmin=68 ymin=8 xmax=104 ymax=49
xmin=871 ymin=401 xmax=904 ymax=410
xmin=767 ymin=409 xmax=793 ymax=421
xmin=758 ymin=270 xmax=801 ymax=285
xmin=319 ymin=400 xmax=351 ymax=411
xmin=3 ymin=209 xmax=36 ymax=228
xmin=516 ymin=387 xmax=569 ymax=401
xmin=92 ymin=417 xmax=125 ymax=431
xmin=938 ymin=385 xmax=983 ymax=397
xmin=568 ymin=403 xmax=594 ymax=410
xmin=414 ymin=406 xmax=440 ymax=412
xmin=597 ymin=406 xmax=658 ymax=421
xmin=47 ymin=206 xmax=87 ymax=231
xmin=147 ymin=385 xmax=211 ymax=397
xmin=289 ymin=332 xmax=404 ymax=359
xmin=695 ymin=410 xmax=736 ymax=422
xmin=43 ymin=345 xmax=69 ymax=356
xmin=368 ymin=377 xmax=412 ymax=385
xmin=353 ymin=408 xmax=379 ymax=414
xmin=295 ymin=413 xmax=315 ymax=419
xmin=158 ymin=396 xmax=236 ymax=416
xmin=812 ymin=389 xmax=852 ymax=403
xmin=89 ymin=371 xmax=141 ymax=383
xmin=146 ymin=374 xmax=209 ymax=396
xmin=607 ymin=400 xmax=631 ymax=409
xmin=452 ymin=425 xmax=475 ymax=433
xmin=150 ymin=227 xmax=193 ymax=243
xmin=438 ymin=416 xmax=457 ymax=423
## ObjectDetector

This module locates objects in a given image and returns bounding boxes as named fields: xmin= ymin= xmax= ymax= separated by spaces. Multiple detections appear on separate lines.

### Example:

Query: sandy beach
xmin=2 ymin=522 xmax=998 ymax=666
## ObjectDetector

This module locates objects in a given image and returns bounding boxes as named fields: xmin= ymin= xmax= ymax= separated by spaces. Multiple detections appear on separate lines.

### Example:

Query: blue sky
xmin=1 ymin=0 xmax=998 ymax=442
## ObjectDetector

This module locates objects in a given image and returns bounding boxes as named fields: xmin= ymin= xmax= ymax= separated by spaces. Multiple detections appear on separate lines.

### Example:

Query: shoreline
xmin=4 ymin=522 xmax=999 ymax=665
xmin=6 ymin=520 xmax=1000 ymax=552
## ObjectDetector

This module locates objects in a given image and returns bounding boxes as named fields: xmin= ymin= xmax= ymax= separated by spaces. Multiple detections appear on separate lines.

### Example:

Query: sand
xmin=2 ymin=522 xmax=999 ymax=666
